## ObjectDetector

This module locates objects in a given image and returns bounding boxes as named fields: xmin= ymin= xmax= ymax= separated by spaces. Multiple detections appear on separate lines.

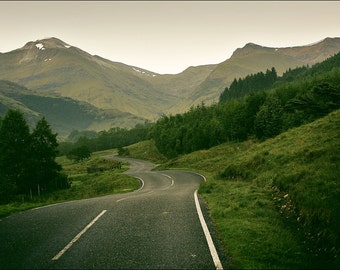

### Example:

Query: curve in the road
xmin=113 ymin=156 xmax=223 ymax=270
xmin=0 ymin=156 xmax=226 ymax=269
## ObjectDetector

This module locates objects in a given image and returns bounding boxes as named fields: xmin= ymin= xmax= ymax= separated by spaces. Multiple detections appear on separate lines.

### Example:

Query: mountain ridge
xmin=186 ymin=37 xmax=340 ymax=107
xmin=1 ymin=37 xmax=340 ymax=131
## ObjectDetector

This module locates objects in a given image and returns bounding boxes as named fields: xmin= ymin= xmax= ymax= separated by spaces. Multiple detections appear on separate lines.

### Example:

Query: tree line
xmin=219 ymin=67 xmax=278 ymax=102
xmin=151 ymin=53 xmax=340 ymax=158
xmin=58 ymin=123 xmax=151 ymax=157
xmin=0 ymin=110 xmax=69 ymax=203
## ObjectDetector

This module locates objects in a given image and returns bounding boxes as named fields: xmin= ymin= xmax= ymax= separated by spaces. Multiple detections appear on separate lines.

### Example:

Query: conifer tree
xmin=30 ymin=117 xmax=62 ymax=193
xmin=254 ymin=96 xmax=283 ymax=139
xmin=0 ymin=110 xmax=31 ymax=195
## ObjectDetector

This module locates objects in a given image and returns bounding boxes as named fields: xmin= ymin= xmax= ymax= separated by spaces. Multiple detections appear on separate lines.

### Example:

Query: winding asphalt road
xmin=0 ymin=157 xmax=226 ymax=269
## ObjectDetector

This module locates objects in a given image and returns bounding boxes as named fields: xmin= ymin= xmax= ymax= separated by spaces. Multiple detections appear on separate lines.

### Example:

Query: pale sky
xmin=1 ymin=1 xmax=339 ymax=74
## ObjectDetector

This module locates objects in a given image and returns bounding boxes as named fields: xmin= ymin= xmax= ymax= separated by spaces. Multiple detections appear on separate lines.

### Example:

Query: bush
xmin=66 ymin=146 xmax=92 ymax=162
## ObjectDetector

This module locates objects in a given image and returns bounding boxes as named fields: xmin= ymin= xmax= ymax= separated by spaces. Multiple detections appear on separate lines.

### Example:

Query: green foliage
xmin=152 ymin=103 xmax=225 ymax=158
xmin=86 ymin=158 xmax=122 ymax=174
xmin=118 ymin=147 xmax=130 ymax=157
xmin=286 ymin=82 xmax=340 ymax=120
xmin=30 ymin=117 xmax=69 ymax=193
xmin=117 ymin=140 xmax=167 ymax=162
xmin=219 ymin=67 xmax=277 ymax=103
xmin=0 ymin=109 xmax=70 ymax=203
xmin=66 ymin=145 xmax=92 ymax=162
xmin=58 ymin=122 xmax=152 ymax=156
xmin=0 ymin=110 xmax=32 ymax=199
xmin=160 ymin=110 xmax=340 ymax=268
xmin=0 ymin=154 xmax=140 ymax=218
xmin=254 ymin=96 xmax=283 ymax=139
xmin=67 ymin=129 xmax=98 ymax=142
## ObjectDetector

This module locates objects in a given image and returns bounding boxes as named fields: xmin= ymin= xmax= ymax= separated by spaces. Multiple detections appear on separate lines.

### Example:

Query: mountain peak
xmin=244 ymin=42 xmax=263 ymax=48
xmin=22 ymin=37 xmax=71 ymax=50
xmin=231 ymin=42 xmax=269 ymax=58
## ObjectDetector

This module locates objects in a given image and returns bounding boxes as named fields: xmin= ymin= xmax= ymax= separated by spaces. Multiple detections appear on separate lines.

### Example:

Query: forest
xmin=0 ymin=110 xmax=69 ymax=203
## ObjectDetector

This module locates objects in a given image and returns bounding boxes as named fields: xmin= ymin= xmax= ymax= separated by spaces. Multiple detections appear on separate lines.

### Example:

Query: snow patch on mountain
xmin=132 ymin=67 xmax=157 ymax=77
xmin=35 ymin=43 xmax=45 ymax=50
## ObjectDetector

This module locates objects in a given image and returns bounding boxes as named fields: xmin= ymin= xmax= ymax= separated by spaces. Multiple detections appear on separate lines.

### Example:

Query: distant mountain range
xmin=1 ymin=37 xmax=340 ymax=137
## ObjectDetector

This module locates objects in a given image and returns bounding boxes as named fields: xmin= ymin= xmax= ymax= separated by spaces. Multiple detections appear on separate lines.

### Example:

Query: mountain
xmin=0 ymin=37 xmax=177 ymax=121
xmin=1 ymin=37 xmax=340 ymax=132
xmin=185 ymin=37 xmax=340 ymax=107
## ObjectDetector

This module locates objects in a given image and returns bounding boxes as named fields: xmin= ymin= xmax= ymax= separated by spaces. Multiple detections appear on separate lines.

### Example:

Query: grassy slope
xmin=128 ymin=110 xmax=340 ymax=269
xmin=121 ymin=140 xmax=167 ymax=163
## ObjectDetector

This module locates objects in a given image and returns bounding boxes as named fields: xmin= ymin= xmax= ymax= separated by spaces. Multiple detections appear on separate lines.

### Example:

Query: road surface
xmin=0 ymin=157 xmax=226 ymax=269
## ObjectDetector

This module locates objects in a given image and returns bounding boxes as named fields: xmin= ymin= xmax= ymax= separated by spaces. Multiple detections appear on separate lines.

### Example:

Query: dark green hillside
xmin=159 ymin=109 xmax=340 ymax=269
xmin=0 ymin=80 xmax=144 ymax=137
xmin=0 ymin=80 xmax=41 ymax=125
xmin=219 ymin=51 xmax=340 ymax=103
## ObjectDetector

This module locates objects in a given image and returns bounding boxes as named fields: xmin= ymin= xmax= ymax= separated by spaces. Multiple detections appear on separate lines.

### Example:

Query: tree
xmin=244 ymin=92 xmax=267 ymax=134
xmin=219 ymin=67 xmax=278 ymax=103
xmin=285 ymin=82 xmax=340 ymax=123
xmin=67 ymin=145 xmax=92 ymax=162
xmin=0 ymin=109 xmax=31 ymax=195
xmin=0 ymin=111 xmax=70 ymax=201
xmin=254 ymin=96 xmax=283 ymax=140
xmin=30 ymin=117 xmax=65 ymax=193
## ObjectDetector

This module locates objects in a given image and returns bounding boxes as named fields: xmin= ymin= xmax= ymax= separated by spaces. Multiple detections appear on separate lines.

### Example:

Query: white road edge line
xmin=194 ymin=178 xmax=223 ymax=270
xmin=161 ymin=173 xmax=172 ymax=179
xmin=161 ymin=173 xmax=175 ymax=188
xmin=194 ymin=189 xmax=223 ymax=270
xmin=52 ymin=210 xmax=107 ymax=261
xmin=117 ymin=176 xmax=147 ymax=202
xmin=193 ymin=172 xmax=223 ymax=269
xmin=116 ymin=197 xmax=128 ymax=202
xmin=135 ymin=176 xmax=145 ymax=191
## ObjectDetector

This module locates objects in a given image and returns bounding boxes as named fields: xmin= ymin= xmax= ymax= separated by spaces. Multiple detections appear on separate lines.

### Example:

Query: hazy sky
xmin=1 ymin=1 xmax=339 ymax=74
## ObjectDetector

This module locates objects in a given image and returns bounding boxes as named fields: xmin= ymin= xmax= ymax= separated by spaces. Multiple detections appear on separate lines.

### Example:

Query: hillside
xmin=0 ymin=38 xmax=176 ymax=123
xmin=145 ymin=64 xmax=217 ymax=114
xmin=153 ymin=109 xmax=339 ymax=269
xmin=0 ymin=80 xmax=143 ymax=138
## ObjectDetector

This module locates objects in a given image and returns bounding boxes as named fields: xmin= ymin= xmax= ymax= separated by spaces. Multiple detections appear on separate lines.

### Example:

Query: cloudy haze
xmin=1 ymin=1 xmax=339 ymax=74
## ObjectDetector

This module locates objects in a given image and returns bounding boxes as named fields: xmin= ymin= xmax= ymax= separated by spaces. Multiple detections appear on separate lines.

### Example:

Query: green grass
xmin=119 ymin=139 xmax=167 ymax=163
xmin=0 ymin=149 xmax=140 ymax=219
xmin=157 ymin=110 xmax=340 ymax=269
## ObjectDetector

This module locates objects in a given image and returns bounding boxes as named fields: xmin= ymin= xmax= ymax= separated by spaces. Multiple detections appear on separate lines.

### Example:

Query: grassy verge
xmin=119 ymin=139 xmax=167 ymax=163
xmin=0 ymin=149 xmax=140 ymax=218
xmin=156 ymin=110 xmax=340 ymax=269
